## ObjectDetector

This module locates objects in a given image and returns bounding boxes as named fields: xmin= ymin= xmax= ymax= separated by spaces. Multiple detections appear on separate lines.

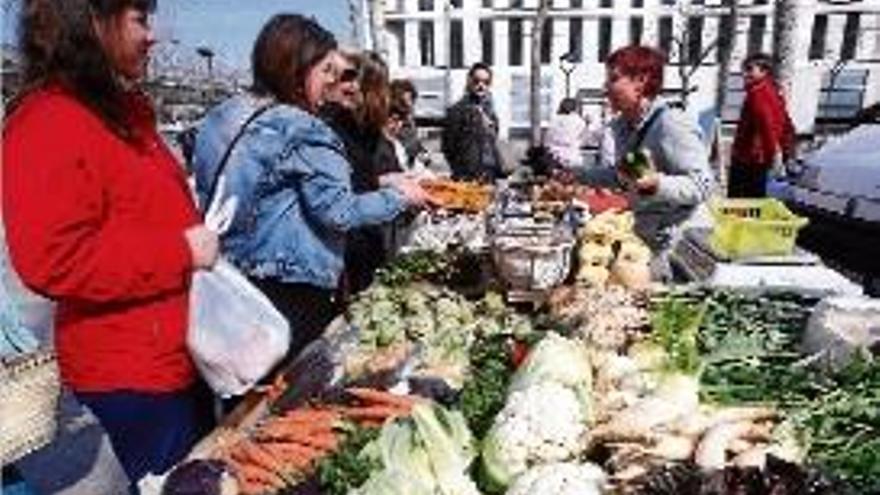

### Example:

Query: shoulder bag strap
xmin=202 ymin=103 xmax=277 ymax=219
xmin=629 ymin=105 xmax=666 ymax=153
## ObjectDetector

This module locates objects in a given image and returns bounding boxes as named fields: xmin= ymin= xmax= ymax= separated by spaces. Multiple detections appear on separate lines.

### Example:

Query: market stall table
xmin=671 ymin=228 xmax=863 ymax=296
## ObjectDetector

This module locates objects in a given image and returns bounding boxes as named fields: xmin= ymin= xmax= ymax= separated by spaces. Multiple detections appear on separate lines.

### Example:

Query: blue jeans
xmin=75 ymin=384 xmax=214 ymax=486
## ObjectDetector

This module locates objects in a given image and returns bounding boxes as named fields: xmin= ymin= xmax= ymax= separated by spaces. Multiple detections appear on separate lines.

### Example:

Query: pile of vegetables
xmin=347 ymin=283 xmax=532 ymax=387
xmin=659 ymin=289 xmax=880 ymax=492
xmin=636 ymin=455 xmax=855 ymax=495
xmin=341 ymin=402 xmax=480 ymax=495
xmin=548 ymin=285 xmax=650 ymax=350
xmin=205 ymin=388 xmax=422 ymax=495
xmin=374 ymin=250 xmax=452 ymax=287
xmin=457 ymin=335 xmax=519 ymax=440
xmin=480 ymin=333 xmax=595 ymax=491
xmin=316 ymin=426 xmax=382 ymax=495
xmin=575 ymin=211 xmax=651 ymax=290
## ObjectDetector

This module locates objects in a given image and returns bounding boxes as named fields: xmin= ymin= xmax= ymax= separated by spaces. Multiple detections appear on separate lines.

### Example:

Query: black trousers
xmin=247 ymin=277 xmax=341 ymax=365
xmin=728 ymin=162 xmax=769 ymax=198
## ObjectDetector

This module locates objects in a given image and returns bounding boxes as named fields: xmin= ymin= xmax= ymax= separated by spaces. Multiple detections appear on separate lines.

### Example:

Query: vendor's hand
xmin=185 ymin=225 xmax=219 ymax=269
xmin=633 ymin=171 xmax=660 ymax=196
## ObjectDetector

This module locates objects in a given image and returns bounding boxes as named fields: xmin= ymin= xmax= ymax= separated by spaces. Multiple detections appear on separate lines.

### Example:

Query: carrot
xmin=290 ymin=431 xmax=339 ymax=451
xmin=282 ymin=408 xmax=340 ymax=421
xmin=237 ymin=440 xmax=286 ymax=479
xmin=342 ymin=405 xmax=408 ymax=421
xmin=259 ymin=441 xmax=323 ymax=471
xmin=346 ymin=388 xmax=419 ymax=409
xmin=259 ymin=440 xmax=320 ymax=459
xmin=226 ymin=456 xmax=283 ymax=492
xmin=254 ymin=421 xmax=333 ymax=438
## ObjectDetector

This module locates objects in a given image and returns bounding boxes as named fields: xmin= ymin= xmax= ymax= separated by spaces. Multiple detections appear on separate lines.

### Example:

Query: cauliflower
xmin=505 ymin=462 xmax=606 ymax=495
xmin=510 ymin=333 xmax=592 ymax=402
xmin=482 ymin=381 xmax=589 ymax=487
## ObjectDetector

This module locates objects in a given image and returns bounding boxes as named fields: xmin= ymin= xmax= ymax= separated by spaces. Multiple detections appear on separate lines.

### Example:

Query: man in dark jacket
xmin=441 ymin=63 xmax=505 ymax=181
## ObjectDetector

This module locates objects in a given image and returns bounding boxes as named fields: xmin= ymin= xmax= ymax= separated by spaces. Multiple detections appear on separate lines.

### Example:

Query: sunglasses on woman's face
xmin=339 ymin=68 xmax=359 ymax=83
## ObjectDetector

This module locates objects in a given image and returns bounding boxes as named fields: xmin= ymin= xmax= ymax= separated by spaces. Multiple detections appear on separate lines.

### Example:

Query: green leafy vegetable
xmin=316 ymin=424 xmax=382 ymax=495
xmin=649 ymin=297 xmax=706 ymax=375
xmin=458 ymin=335 xmax=516 ymax=439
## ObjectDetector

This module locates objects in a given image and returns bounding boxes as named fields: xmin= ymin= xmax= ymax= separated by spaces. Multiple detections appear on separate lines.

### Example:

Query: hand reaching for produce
xmin=185 ymin=224 xmax=220 ymax=269
xmin=379 ymin=172 xmax=407 ymax=188
xmin=392 ymin=177 xmax=435 ymax=208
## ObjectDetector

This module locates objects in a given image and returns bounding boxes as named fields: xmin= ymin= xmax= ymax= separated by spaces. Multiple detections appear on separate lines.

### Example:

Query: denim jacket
xmin=192 ymin=94 xmax=407 ymax=289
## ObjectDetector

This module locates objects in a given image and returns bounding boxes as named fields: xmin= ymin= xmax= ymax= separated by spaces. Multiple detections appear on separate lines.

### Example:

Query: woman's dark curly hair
xmin=17 ymin=0 xmax=156 ymax=143
xmin=251 ymin=14 xmax=337 ymax=110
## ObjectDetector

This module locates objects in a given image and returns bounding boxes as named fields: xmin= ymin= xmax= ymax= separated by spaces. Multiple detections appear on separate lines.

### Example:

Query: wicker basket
xmin=0 ymin=349 xmax=60 ymax=464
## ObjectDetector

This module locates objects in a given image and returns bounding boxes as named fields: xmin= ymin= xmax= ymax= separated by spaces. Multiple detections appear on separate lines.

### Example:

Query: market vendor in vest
xmin=574 ymin=45 xmax=716 ymax=280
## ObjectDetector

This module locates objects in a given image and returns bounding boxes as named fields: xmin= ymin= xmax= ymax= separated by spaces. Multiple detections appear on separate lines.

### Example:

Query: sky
xmin=2 ymin=0 xmax=353 ymax=71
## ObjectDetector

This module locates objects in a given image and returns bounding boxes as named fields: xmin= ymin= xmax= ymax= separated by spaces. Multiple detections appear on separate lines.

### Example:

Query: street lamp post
xmin=196 ymin=46 xmax=215 ymax=81
xmin=559 ymin=52 xmax=576 ymax=98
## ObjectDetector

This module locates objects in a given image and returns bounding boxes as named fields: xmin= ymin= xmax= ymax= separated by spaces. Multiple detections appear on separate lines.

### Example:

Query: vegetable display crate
xmin=709 ymin=198 xmax=808 ymax=259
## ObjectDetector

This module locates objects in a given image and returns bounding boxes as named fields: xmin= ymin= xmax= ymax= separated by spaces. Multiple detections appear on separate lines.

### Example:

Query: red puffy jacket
xmin=731 ymin=77 xmax=795 ymax=168
xmin=3 ymin=84 xmax=199 ymax=392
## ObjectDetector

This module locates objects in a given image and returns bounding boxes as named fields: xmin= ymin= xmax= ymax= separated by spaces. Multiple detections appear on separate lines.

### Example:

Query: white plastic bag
xmin=187 ymin=177 xmax=290 ymax=396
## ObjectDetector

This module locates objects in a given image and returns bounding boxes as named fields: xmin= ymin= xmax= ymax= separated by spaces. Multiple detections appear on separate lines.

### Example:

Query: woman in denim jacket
xmin=192 ymin=15 xmax=427 ymax=359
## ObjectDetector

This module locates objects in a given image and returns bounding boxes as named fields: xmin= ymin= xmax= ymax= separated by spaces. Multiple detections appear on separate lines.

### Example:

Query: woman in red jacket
xmin=3 ymin=0 xmax=219 ymax=484
xmin=729 ymin=53 xmax=795 ymax=198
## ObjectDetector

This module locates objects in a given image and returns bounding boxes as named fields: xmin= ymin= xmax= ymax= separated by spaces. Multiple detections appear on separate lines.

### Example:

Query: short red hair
xmin=606 ymin=45 xmax=665 ymax=99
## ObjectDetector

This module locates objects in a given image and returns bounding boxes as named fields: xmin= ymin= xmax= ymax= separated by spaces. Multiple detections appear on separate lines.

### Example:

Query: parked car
xmin=775 ymin=123 xmax=880 ymax=294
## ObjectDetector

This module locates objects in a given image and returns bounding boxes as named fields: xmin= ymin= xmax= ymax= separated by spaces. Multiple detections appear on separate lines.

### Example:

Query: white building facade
xmin=377 ymin=0 xmax=880 ymax=138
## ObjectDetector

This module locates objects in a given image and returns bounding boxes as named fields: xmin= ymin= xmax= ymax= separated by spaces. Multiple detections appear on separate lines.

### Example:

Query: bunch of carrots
xmin=219 ymin=387 xmax=423 ymax=495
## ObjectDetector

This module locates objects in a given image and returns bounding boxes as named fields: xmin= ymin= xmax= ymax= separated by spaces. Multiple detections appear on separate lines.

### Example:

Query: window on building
xmin=482 ymin=0 xmax=493 ymax=7
xmin=658 ymin=16 xmax=673 ymax=59
xmin=717 ymin=14 xmax=734 ymax=63
xmin=809 ymin=14 xmax=828 ymax=60
xmin=630 ymin=16 xmax=643 ymax=45
xmin=418 ymin=0 xmax=433 ymax=11
xmin=599 ymin=16 xmax=612 ymax=62
xmin=480 ymin=19 xmax=494 ymax=64
xmin=450 ymin=19 xmax=464 ymax=68
xmin=510 ymin=0 xmax=523 ymax=8
xmin=541 ymin=19 xmax=553 ymax=64
xmin=419 ymin=21 xmax=435 ymax=66
xmin=570 ymin=0 xmax=582 ymax=7
xmin=387 ymin=21 xmax=405 ymax=66
xmin=450 ymin=0 xmax=463 ymax=8
xmin=600 ymin=0 xmax=612 ymax=7
xmin=632 ymin=0 xmax=644 ymax=7
xmin=569 ymin=18 xmax=583 ymax=62
xmin=753 ymin=0 xmax=768 ymax=4
xmin=509 ymin=18 xmax=523 ymax=66
xmin=747 ymin=15 xmax=766 ymax=55
xmin=841 ymin=13 xmax=861 ymax=61
xmin=687 ymin=16 xmax=704 ymax=64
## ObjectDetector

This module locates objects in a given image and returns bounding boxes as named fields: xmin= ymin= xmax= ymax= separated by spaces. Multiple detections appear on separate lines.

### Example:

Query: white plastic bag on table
xmin=187 ymin=177 xmax=290 ymax=396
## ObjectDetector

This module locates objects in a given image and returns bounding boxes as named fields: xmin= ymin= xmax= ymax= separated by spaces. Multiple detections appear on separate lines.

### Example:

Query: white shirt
xmin=544 ymin=113 xmax=590 ymax=168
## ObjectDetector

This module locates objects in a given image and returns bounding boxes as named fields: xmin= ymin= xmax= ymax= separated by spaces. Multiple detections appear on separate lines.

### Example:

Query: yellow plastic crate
xmin=709 ymin=198 xmax=808 ymax=259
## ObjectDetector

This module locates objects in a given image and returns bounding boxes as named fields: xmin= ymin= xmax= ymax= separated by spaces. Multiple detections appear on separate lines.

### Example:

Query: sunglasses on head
xmin=339 ymin=68 xmax=359 ymax=83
